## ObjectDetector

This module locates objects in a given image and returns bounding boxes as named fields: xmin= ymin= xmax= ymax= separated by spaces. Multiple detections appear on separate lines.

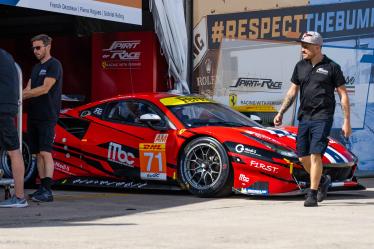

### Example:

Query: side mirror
xmin=139 ymin=113 xmax=161 ymax=122
xmin=250 ymin=114 xmax=262 ymax=124
xmin=139 ymin=113 xmax=167 ymax=131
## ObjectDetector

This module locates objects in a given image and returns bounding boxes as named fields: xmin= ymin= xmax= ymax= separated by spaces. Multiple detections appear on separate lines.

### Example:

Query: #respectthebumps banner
xmin=193 ymin=0 xmax=374 ymax=173
xmin=0 ymin=0 xmax=142 ymax=25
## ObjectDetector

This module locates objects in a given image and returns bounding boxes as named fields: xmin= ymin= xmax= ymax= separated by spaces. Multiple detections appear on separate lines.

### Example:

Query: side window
xmin=80 ymin=104 xmax=106 ymax=119
xmin=106 ymin=101 xmax=139 ymax=124
xmin=105 ymin=100 xmax=166 ymax=127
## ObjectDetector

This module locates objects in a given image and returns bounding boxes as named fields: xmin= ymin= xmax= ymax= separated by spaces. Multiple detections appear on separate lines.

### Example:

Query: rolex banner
xmin=0 ymin=0 xmax=142 ymax=25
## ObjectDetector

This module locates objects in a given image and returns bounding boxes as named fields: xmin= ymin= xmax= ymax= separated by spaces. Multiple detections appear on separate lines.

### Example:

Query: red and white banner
xmin=91 ymin=32 xmax=167 ymax=101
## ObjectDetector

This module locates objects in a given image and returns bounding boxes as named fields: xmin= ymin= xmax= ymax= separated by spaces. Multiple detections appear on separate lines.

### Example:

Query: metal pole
xmin=14 ymin=62 xmax=22 ymax=153
xmin=184 ymin=0 xmax=193 ymax=90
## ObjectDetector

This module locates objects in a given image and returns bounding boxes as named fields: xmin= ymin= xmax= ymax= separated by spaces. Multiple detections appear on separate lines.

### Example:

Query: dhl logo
xmin=140 ymin=143 xmax=165 ymax=150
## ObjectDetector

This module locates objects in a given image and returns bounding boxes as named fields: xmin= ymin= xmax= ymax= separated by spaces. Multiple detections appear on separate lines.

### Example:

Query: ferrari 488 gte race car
xmin=0 ymin=93 xmax=364 ymax=197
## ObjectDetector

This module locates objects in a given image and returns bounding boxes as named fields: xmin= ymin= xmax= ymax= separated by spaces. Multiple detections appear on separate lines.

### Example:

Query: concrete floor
xmin=0 ymin=178 xmax=373 ymax=249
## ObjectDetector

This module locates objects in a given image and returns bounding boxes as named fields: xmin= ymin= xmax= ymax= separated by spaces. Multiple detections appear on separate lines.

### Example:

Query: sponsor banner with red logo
xmin=91 ymin=32 xmax=167 ymax=101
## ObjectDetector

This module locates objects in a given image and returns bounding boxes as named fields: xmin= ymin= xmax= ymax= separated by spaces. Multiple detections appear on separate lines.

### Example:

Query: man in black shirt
xmin=273 ymin=31 xmax=351 ymax=207
xmin=23 ymin=34 xmax=63 ymax=202
xmin=0 ymin=48 xmax=28 ymax=208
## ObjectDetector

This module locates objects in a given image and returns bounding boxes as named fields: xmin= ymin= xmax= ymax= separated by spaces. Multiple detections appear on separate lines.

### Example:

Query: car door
xmin=80 ymin=99 xmax=176 ymax=182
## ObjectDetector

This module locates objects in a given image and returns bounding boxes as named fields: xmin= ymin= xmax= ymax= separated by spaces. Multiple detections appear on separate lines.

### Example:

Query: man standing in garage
xmin=0 ymin=48 xmax=28 ymax=208
xmin=273 ymin=31 xmax=352 ymax=207
xmin=23 ymin=34 xmax=63 ymax=202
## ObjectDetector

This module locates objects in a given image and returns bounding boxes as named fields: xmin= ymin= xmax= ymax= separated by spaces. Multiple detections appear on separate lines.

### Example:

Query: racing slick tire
xmin=0 ymin=138 xmax=37 ymax=185
xmin=179 ymin=136 xmax=233 ymax=197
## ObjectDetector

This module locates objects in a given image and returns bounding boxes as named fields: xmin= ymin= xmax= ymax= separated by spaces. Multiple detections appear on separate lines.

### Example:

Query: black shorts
xmin=28 ymin=120 xmax=56 ymax=154
xmin=0 ymin=113 xmax=20 ymax=151
xmin=296 ymin=118 xmax=333 ymax=157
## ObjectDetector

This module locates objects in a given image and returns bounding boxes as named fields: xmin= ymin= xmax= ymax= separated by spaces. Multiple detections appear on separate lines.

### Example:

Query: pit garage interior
xmin=0 ymin=0 xmax=176 ymax=106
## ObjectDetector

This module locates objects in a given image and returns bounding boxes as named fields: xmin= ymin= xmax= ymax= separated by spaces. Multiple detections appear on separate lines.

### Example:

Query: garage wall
xmin=191 ymin=0 xmax=374 ymax=174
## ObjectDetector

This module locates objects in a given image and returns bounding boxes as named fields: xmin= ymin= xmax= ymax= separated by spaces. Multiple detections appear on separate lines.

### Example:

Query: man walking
xmin=0 ymin=48 xmax=28 ymax=208
xmin=273 ymin=31 xmax=351 ymax=207
xmin=23 ymin=34 xmax=63 ymax=202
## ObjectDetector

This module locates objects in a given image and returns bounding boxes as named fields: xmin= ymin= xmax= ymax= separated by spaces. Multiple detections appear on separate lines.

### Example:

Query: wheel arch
xmin=176 ymin=134 xmax=234 ymax=196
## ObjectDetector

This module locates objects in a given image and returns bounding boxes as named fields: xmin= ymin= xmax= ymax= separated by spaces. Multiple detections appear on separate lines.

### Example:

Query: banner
xmin=0 ymin=0 xmax=142 ymax=25
xmin=91 ymin=32 xmax=167 ymax=101
xmin=206 ymin=0 xmax=374 ymax=49
xmin=213 ymin=39 xmax=300 ymax=125
xmin=192 ymin=0 xmax=374 ymax=173
xmin=324 ymin=46 xmax=372 ymax=129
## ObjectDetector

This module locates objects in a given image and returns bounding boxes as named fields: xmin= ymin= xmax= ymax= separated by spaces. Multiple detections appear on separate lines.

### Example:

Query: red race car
xmin=0 ymin=93 xmax=364 ymax=197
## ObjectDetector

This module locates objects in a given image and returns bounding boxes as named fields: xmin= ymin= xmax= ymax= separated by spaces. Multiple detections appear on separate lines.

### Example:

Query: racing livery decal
xmin=139 ymin=143 xmax=167 ymax=181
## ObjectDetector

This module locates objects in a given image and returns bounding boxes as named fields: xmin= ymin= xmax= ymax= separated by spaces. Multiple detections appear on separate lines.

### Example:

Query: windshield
xmin=168 ymin=103 xmax=262 ymax=128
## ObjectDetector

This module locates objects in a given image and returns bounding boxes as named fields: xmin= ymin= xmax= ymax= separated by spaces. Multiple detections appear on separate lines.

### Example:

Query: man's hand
xmin=342 ymin=120 xmax=352 ymax=138
xmin=273 ymin=113 xmax=283 ymax=126
xmin=274 ymin=83 xmax=299 ymax=127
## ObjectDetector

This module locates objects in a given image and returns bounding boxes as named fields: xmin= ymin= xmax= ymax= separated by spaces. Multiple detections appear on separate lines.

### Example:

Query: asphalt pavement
xmin=0 ymin=178 xmax=373 ymax=249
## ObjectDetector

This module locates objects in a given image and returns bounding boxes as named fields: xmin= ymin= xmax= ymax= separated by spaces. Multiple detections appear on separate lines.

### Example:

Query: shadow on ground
xmin=0 ymin=178 xmax=373 ymax=228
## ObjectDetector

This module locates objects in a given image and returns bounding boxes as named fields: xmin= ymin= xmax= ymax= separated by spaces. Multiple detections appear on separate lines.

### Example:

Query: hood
xmin=243 ymin=126 xmax=356 ymax=166
xmin=190 ymin=125 xmax=356 ymax=166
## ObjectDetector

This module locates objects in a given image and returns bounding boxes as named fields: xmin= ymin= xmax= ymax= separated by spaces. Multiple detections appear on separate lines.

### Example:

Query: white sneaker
xmin=0 ymin=195 xmax=29 ymax=208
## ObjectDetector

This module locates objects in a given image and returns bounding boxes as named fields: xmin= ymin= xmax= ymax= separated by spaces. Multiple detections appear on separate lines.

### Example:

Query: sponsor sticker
xmin=93 ymin=107 xmax=103 ymax=116
xmin=240 ymin=188 xmax=268 ymax=195
xmin=139 ymin=143 xmax=167 ymax=181
xmin=107 ymin=142 xmax=135 ymax=167
xmin=55 ymin=161 xmax=70 ymax=174
xmin=235 ymin=144 xmax=260 ymax=156
xmin=160 ymin=96 xmax=212 ymax=106
xmin=239 ymin=174 xmax=250 ymax=183
xmin=250 ymin=160 xmax=278 ymax=173
xmin=154 ymin=134 xmax=168 ymax=144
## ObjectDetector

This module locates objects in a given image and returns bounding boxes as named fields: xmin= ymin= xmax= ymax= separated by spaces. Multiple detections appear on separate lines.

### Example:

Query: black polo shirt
xmin=29 ymin=57 xmax=63 ymax=121
xmin=291 ymin=55 xmax=346 ymax=121
xmin=0 ymin=49 xmax=19 ymax=115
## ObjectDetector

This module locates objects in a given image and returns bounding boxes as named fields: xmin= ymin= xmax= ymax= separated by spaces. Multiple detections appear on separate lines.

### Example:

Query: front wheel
xmin=179 ymin=137 xmax=233 ymax=197
xmin=0 ymin=140 xmax=37 ymax=185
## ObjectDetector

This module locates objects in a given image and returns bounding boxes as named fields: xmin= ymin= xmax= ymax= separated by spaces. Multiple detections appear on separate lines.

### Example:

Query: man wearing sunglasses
xmin=23 ymin=34 xmax=63 ymax=202
xmin=273 ymin=31 xmax=351 ymax=207
xmin=0 ymin=49 xmax=28 ymax=208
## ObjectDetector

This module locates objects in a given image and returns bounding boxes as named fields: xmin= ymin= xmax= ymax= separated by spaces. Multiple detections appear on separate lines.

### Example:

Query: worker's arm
xmin=23 ymin=77 xmax=56 ymax=100
xmin=336 ymin=85 xmax=352 ymax=138
xmin=273 ymin=83 xmax=299 ymax=126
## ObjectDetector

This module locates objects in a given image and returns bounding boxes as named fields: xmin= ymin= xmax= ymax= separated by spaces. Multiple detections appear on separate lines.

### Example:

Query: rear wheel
xmin=179 ymin=137 xmax=233 ymax=197
xmin=0 ymin=140 xmax=37 ymax=185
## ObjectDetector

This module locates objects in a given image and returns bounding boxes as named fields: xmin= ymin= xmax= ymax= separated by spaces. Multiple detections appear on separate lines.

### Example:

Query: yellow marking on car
xmin=160 ymin=96 xmax=212 ymax=106
xmin=284 ymin=158 xmax=294 ymax=174
xmin=178 ymin=129 xmax=187 ymax=135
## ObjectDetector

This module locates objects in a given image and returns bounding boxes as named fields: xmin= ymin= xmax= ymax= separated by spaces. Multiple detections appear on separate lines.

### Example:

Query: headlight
xmin=241 ymin=132 xmax=298 ymax=158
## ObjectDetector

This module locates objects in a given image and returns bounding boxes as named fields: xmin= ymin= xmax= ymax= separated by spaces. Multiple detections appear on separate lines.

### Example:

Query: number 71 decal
xmin=139 ymin=143 xmax=167 ymax=180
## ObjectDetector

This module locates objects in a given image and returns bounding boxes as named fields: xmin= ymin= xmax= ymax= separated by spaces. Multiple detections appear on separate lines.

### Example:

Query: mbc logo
xmin=108 ymin=142 xmax=135 ymax=166
xmin=239 ymin=174 xmax=250 ymax=183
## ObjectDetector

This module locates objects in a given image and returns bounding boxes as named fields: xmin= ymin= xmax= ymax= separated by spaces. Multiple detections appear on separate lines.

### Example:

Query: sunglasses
xmin=31 ymin=45 xmax=45 ymax=51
